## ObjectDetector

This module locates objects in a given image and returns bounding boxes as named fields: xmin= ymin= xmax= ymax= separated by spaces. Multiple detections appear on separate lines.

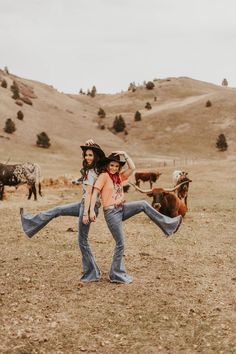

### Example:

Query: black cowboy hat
xmin=102 ymin=153 xmax=126 ymax=167
xmin=80 ymin=143 xmax=106 ymax=159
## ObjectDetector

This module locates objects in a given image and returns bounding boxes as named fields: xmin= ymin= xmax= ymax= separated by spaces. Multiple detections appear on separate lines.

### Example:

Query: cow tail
xmin=35 ymin=163 xmax=42 ymax=197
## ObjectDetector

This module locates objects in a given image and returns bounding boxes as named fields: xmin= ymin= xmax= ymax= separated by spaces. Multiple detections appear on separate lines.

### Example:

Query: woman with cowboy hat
xmin=20 ymin=141 xmax=106 ymax=282
xmin=89 ymin=151 xmax=182 ymax=284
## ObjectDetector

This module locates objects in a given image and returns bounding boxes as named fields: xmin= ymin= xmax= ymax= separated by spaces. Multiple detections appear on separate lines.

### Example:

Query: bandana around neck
xmin=106 ymin=169 xmax=121 ymax=185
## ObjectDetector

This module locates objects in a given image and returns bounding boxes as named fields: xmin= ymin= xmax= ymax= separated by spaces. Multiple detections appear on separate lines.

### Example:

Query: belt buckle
xmin=115 ymin=202 xmax=123 ymax=208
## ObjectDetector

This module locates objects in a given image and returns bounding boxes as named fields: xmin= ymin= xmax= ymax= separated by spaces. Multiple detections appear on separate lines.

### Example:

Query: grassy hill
xmin=1 ymin=71 xmax=235 ymax=177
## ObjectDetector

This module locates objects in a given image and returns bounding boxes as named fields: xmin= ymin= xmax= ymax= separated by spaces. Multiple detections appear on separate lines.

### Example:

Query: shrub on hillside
xmin=146 ymin=81 xmax=155 ymax=90
xmin=4 ymin=66 xmax=9 ymax=75
xmin=216 ymin=133 xmax=228 ymax=151
xmin=205 ymin=100 xmax=212 ymax=107
xmin=113 ymin=115 xmax=126 ymax=132
xmin=145 ymin=102 xmax=152 ymax=110
xmin=4 ymin=118 xmax=16 ymax=134
xmin=17 ymin=110 xmax=24 ymax=120
xmin=98 ymin=121 xmax=105 ymax=130
xmin=128 ymin=82 xmax=136 ymax=92
xmin=1 ymin=79 xmax=7 ymax=88
xmin=36 ymin=132 xmax=51 ymax=148
xmin=134 ymin=111 xmax=141 ymax=121
xmin=10 ymin=81 xmax=20 ymax=99
xmin=90 ymin=86 xmax=97 ymax=98
xmin=221 ymin=78 xmax=228 ymax=87
xmin=98 ymin=108 xmax=106 ymax=118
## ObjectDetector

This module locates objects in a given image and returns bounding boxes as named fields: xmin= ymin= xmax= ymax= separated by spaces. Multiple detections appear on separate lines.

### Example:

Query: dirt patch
xmin=0 ymin=159 xmax=236 ymax=353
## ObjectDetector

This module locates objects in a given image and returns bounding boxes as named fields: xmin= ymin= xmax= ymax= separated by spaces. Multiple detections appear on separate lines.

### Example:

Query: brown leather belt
xmin=103 ymin=203 xmax=124 ymax=211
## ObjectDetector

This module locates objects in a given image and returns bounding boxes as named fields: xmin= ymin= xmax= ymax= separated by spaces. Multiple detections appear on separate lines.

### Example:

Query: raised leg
xmin=122 ymin=200 xmax=182 ymax=236
xmin=20 ymin=202 xmax=81 ymax=238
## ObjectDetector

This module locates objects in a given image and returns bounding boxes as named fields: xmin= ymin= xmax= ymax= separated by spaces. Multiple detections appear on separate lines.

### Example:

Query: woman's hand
xmin=82 ymin=215 xmax=90 ymax=224
xmin=85 ymin=139 xmax=95 ymax=146
xmin=89 ymin=210 xmax=96 ymax=222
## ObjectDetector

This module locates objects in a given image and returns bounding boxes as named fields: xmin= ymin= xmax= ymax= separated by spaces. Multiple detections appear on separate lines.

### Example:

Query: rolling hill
xmin=1 ymin=70 xmax=235 ymax=177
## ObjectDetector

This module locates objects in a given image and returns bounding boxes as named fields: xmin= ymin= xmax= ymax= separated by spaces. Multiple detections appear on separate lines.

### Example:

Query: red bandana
xmin=106 ymin=169 xmax=121 ymax=185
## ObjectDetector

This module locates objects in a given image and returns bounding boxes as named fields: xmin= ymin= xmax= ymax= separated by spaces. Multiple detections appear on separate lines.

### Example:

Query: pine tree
xmin=221 ymin=78 xmax=228 ymax=87
xmin=134 ymin=111 xmax=141 ymax=121
xmin=98 ymin=108 xmax=106 ymax=118
xmin=1 ymin=79 xmax=7 ymax=88
xmin=90 ymin=85 xmax=97 ymax=97
xmin=216 ymin=134 xmax=228 ymax=151
xmin=145 ymin=102 xmax=152 ymax=110
xmin=10 ymin=81 xmax=20 ymax=100
xmin=146 ymin=81 xmax=155 ymax=90
xmin=4 ymin=118 xmax=16 ymax=134
xmin=113 ymin=115 xmax=126 ymax=132
xmin=17 ymin=110 xmax=24 ymax=120
xmin=36 ymin=132 xmax=51 ymax=148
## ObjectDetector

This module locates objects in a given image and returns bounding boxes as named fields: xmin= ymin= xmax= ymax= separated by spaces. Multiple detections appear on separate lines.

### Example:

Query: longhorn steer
xmin=135 ymin=171 xmax=162 ymax=188
xmin=0 ymin=162 xmax=42 ymax=200
xmin=130 ymin=180 xmax=191 ymax=218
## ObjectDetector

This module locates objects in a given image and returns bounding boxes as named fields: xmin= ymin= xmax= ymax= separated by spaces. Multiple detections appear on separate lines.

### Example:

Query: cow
xmin=135 ymin=171 xmax=162 ymax=188
xmin=0 ymin=162 xmax=42 ymax=201
xmin=172 ymin=170 xmax=191 ymax=207
xmin=129 ymin=180 xmax=191 ymax=217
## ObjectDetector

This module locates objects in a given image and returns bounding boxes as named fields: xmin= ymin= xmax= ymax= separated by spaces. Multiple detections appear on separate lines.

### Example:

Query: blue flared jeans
xmin=104 ymin=200 xmax=182 ymax=284
xmin=20 ymin=201 xmax=101 ymax=282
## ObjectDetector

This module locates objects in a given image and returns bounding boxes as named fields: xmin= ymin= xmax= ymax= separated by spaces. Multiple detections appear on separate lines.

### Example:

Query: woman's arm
xmin=113 ymin=150 xmax=136 ymax=178
xmin=82 ymin=185 xmax=93 ymax=224
xmin=89 ymin=188 xmax=100 ymax=222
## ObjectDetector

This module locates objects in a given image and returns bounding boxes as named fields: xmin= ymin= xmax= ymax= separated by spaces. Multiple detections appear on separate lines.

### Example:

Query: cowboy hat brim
xmin=80 ymin=144 xmax=106 ymax=159
xmin=101 ymin=153 xmax=126 ymax=166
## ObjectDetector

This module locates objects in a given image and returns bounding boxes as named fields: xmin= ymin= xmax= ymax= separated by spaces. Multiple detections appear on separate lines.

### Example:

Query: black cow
xmin=0 ymin=162 xmax=42 ymax=200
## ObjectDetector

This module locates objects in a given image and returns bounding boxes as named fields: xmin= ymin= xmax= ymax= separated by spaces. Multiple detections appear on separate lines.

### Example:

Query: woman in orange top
xmin=90 ymin=152 xmax=182 ymax=284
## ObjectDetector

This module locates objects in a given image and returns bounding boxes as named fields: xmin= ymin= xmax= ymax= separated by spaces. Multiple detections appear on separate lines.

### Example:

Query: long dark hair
xmin=80 ymin=149 xmax=103 ymax=178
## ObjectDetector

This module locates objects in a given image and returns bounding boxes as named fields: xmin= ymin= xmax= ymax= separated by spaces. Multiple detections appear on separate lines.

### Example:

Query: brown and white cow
xmin=129 ymin=180 xmax=191 ymax=218
xmin=172 ymin=170 xmax=192 ymax=207
xmin=0 ymin=162 xmax=42 ymax=200
xmin=135 ymin=171 xmax=162 ymax=188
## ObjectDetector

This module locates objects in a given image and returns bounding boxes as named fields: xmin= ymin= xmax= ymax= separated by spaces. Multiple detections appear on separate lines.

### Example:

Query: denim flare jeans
xmin=104 ymin=200 xmax=182 ymax=284
xmin=20 ymin=201 xmax=101 ymax=282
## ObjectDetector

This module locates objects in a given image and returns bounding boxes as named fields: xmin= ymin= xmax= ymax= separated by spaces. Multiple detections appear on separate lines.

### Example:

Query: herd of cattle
xmin=0 ymin=162 xmax=191 ymax=218
xmin=129 ymin=170 xmax=192 ymax=218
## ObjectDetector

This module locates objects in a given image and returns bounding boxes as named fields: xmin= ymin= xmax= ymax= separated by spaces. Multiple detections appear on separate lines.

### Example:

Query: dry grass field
xmin=0 ymin=71 xmax=236 ymax=353
xmin=0 ymin=158 xmax=236 ymax=354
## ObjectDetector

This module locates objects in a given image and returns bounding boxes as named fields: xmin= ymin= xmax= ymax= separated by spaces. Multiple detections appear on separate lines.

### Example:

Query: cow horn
xmin=128 ymin=182 xmax=152 ymax=194
xmin=163 ymin=180 xmax=192 ymax=192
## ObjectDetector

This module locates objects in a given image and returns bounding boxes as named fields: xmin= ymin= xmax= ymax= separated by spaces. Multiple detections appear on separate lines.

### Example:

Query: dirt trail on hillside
xmin=0 ymin=160 xmax=236 ymax=354
xmin=146 ymin=93 xmax=214 ymax=116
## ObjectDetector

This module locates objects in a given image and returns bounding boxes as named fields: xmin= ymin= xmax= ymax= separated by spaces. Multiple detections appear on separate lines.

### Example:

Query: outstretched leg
xmin=20 ymin=202 xmax=81 ymax=238
xmin=122 ymin=200 xmax=182 ymax=236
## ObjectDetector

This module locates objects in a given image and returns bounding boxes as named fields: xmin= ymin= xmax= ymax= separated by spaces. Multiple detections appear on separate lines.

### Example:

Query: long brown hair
xmin=80 ymin=149 xmax=103 ymax=178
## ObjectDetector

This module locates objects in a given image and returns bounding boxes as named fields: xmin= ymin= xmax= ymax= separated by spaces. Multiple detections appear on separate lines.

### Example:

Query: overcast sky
xmin=0 ymin=0 xmax=235 ymax=93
